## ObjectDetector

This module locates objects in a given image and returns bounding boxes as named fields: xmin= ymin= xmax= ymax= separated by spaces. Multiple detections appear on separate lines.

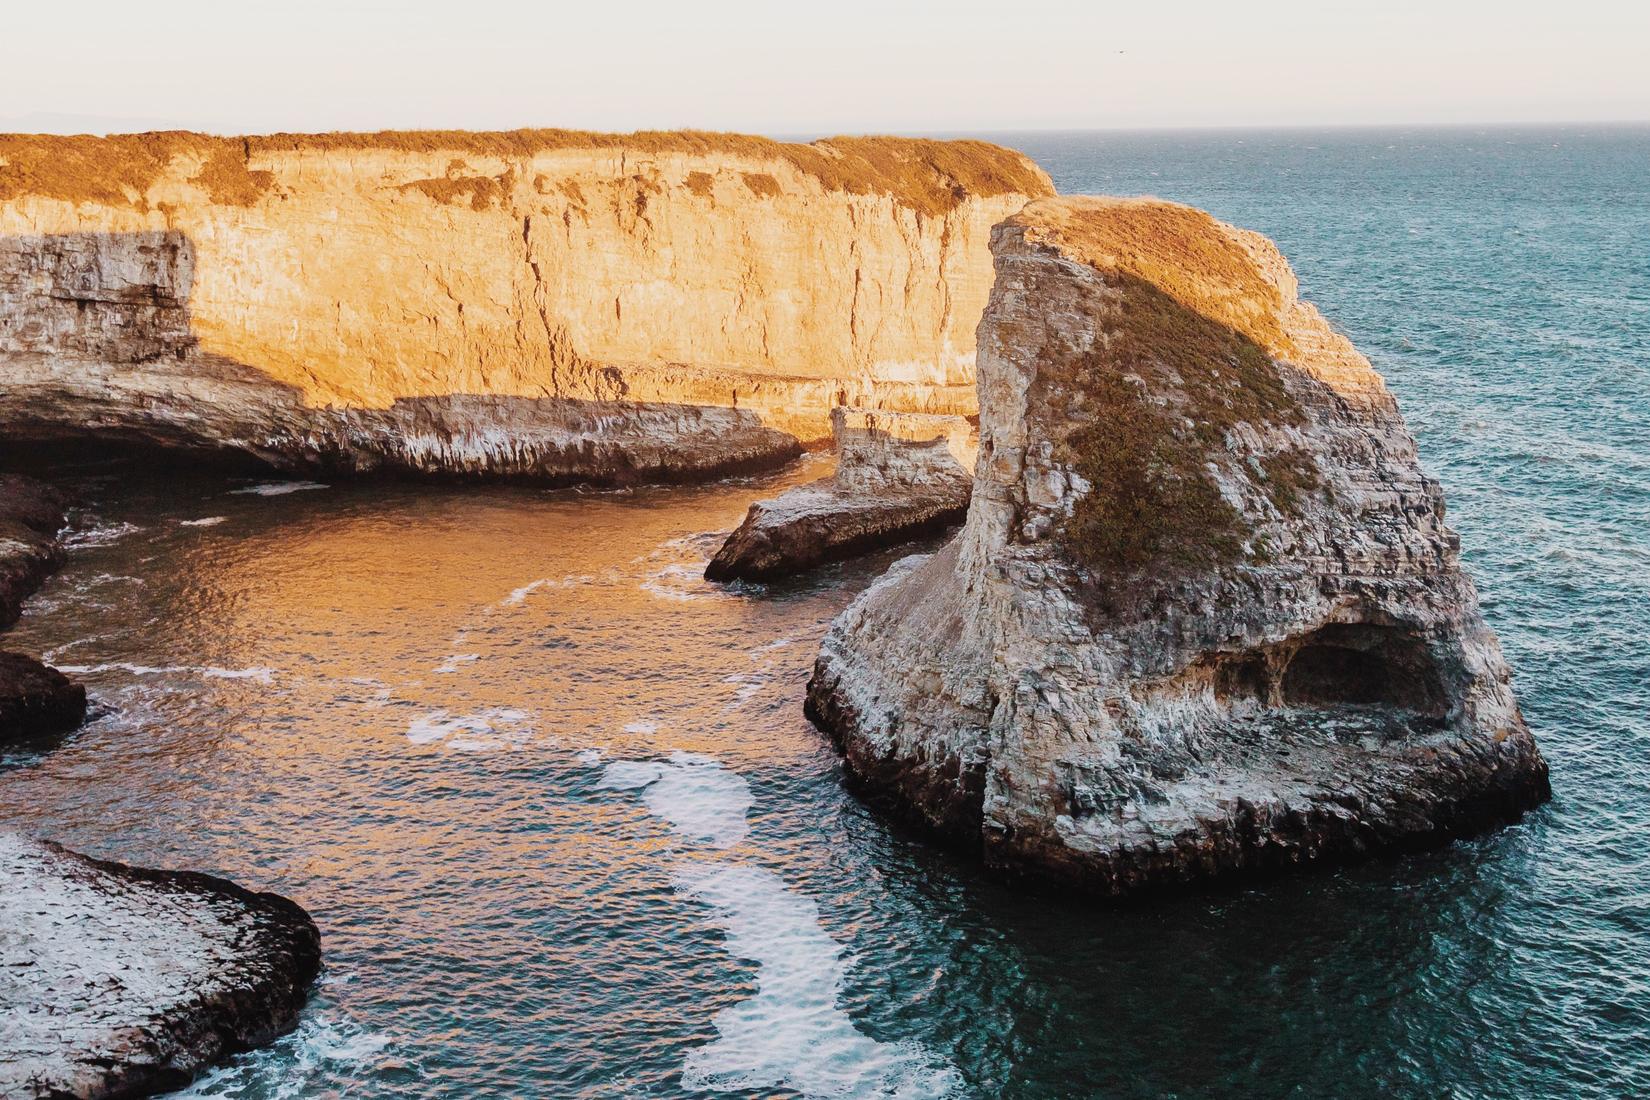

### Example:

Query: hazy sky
xmin=4 ymin=0 xmax=1647 ymax=135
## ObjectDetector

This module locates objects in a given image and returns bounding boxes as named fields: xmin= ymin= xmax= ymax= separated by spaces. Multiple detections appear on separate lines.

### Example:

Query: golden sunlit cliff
xmin=0 ymin=130 xmax=1052 ymax=480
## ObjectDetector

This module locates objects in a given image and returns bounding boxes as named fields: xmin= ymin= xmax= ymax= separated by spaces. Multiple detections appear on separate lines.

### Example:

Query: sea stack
xmin=0 ymin=834 xmax=321 ymax=1098
xmin=806 ymin=196 xmax=1550 ymax=896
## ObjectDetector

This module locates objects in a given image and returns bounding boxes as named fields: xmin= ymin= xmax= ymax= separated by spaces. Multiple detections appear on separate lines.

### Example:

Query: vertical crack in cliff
xmin=937 ymin=215 xmax=955 ymax=364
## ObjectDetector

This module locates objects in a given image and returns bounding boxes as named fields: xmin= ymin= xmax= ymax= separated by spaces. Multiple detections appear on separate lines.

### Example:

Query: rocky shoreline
xmin=0 ymin=473 xmax=88 ymax=749
xmin=1 ymin=472 xmax=321 ymax=1095
xmin=1 ymin=473 xmax=68 ymax=630
xmin=806 ymin=197 xmax=1550 ymax=897
xmin=0 ymin=834 xmax=322 ymax=1099
xmin=0 ymin=651 xmax=86 ymax=748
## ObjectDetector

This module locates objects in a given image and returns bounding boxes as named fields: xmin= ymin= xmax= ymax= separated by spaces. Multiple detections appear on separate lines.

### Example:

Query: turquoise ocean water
xmin=2 ymin=126 xmax=1646 ymax=1097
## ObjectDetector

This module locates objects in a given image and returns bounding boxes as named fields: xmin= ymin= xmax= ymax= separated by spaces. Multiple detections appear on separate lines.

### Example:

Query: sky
xmin=3 ymin=0 xmax=1648 ymax=135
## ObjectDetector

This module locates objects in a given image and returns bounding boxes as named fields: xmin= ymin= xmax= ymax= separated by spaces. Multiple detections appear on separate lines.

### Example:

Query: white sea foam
xmin=640 ymin=562 xmax=713 ymax=602
xmin=599 ymin=752 xmax=959 ymax=1097
xmin=504 ymin=579 xmax=549 ymax=605
xmin=203 ymin=666 xmax=277 ymax=684
xmin=435 ymin=653 xmax=479 ymax=674
xmin=576 ymin=748 xmax=603 ymax=766
xmin=52 ymin=662 xmax=275 ymax=686
xmin=63 ymin=521 xmax=145 ymax=549
xmin=622 ymin=719 xmax=658 ymax=736
xmin=180 ymin=516 xmax=228 ymax=527
xmin=723 ymin=671 xmax=767 ymax=708
xmin=750 ymin=634 xmax=806 ymax=656
xmin=678 ymin=862 xmax=960 ymax=1099
xmin=598 ymin=752 xmax=751 ymax=849
xmin=406 ymin=707 xmax=534 ymax=752
xmin=174 ymin=1010 xmax=399 ymax=1099
xmin=228 ymin=481 xmax=329 ymax=497
xmin=81 ymin=573 xmax=145 ymax=588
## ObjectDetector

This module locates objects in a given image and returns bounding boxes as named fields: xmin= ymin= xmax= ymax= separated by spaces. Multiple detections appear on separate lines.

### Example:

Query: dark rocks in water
xmin=0 ymin=475 xmax=85 ymax=746
xmin=0 ymin=833 xmax=322 ymax=1099
xmin=0 ymin=473 xmax=68 ymax=630
xmin=0 ymin=651 xmax=87 ymax=746
xmin=706 ymin=408 xmax=975 ymax=582
xmin=807 ymin=197 xmax=1549 ymax=898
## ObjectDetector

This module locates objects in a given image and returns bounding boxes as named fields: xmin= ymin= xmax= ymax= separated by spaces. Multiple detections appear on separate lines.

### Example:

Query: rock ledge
xmin=707 ymin=408 xmax=974 ymax=582
xmin=0 ymin=834 xmax=322 ymax=1099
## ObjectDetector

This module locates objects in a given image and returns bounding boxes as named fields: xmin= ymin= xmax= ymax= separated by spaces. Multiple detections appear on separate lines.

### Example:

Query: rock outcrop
xmin=0 ymin=131 xmax=1051 ymax=481
xmin=0 ymin=833 xmax=321 ymax=1098
xmin=0 ymin=652 xmax=86 ymax=747
xmin=806 ymin=196 xmax=1549 ymax=896
xmin=0 ymin=474 xmax=86 ymax=747
xmin=0 ymin=473 xmax=66 ymax=629
xmin=706 ymin=408 xmax=975 ymax=582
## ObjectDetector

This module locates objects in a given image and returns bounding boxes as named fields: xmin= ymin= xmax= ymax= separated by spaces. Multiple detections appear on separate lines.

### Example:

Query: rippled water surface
xmin=3 ymin=127 xmax=1648 ymax=1097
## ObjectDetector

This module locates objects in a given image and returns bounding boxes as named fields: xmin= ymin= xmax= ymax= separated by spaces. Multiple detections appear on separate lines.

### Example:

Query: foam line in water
xmin=435 ymin=653 xmax=478 ymax=674
xmin=677 ymin=862 xmax=961 ymax=1099
xmin=62 ymin=521 xmax=145 ymax=548
xmin=599 ymin=753 xmax=960 ymax=1097
xmin=179 ymin=516 xmax=227 ymax=527
xmin=228 ymin=481 xmax=329 ymax=496
xmin=406 ymin=707 xmax=534 ymax=752
xmin=174 ymin=1009 xmax=400 ymax=1099
xmin=504 ymin=579 xmax=548 ymax=605
xmin=52 ymin=662 xmax=275 ymax=685
xmin=597 ymin=752 xmax=750 ymax=849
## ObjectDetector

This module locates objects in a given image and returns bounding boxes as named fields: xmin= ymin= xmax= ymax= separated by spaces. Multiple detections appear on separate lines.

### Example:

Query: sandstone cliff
xmin=0 ymin=131 xmax=1051 ymax=481
xmin=806 ymin=196 xmax=1549 ymax=896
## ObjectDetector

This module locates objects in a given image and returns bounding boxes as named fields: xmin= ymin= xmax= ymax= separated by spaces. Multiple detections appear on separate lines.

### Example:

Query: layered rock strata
xmin=0 ymin=131 xmax=1052 ymax=480
xmin=706 ymin=407 xmax=974 ymax=582
xmin=807 ymin=196 xmax=1549 ymax=896
xmin=0 ymin=834 xmax=321 ymax=1098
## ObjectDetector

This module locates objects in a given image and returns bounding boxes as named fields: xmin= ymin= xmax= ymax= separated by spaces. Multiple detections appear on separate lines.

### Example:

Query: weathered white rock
xmin=807 ymin=197 xmax=1549 ymax=896
xmin=706 ymin=408 xmax=974 ymax=582
xmin=0 ymin=833 xmax=320 ymax=1099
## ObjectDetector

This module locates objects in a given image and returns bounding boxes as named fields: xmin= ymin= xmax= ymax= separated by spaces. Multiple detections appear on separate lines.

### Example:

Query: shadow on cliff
xmin=0 ymin=230 xmax=801 ymax=484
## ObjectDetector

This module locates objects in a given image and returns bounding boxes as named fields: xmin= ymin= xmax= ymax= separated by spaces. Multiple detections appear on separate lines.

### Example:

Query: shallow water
xmin=3 ymin=126 xmax=1649 ymax=1097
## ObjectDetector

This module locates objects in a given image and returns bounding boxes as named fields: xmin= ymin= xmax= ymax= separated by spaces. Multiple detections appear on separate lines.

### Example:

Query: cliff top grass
xmin=1011 ymin=196 xmax=1295 ymax=359
xmin=0 ymin=133 xmax=274 ymax=208
xmin=1011 ymin=198 xmax=1317 ymax=579
xmin=0 ymin=129 xmax=1053 ymax=216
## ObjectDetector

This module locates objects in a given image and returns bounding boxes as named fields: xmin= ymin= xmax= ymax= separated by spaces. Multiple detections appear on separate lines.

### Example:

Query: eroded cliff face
xmin=0 ymin=131 xmax=1050 ymax=480
xmin=807 ymin=196 xmax=1548 ymax=896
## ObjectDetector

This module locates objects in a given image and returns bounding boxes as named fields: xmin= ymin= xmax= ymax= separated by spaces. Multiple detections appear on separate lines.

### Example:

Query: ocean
xmin=3 ymin=125 xmax=1647 ymax=1098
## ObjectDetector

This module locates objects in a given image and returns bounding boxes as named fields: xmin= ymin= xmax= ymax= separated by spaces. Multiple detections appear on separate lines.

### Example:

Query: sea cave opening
xmin=1278 ymin=623 xmax=1446 ymax=717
